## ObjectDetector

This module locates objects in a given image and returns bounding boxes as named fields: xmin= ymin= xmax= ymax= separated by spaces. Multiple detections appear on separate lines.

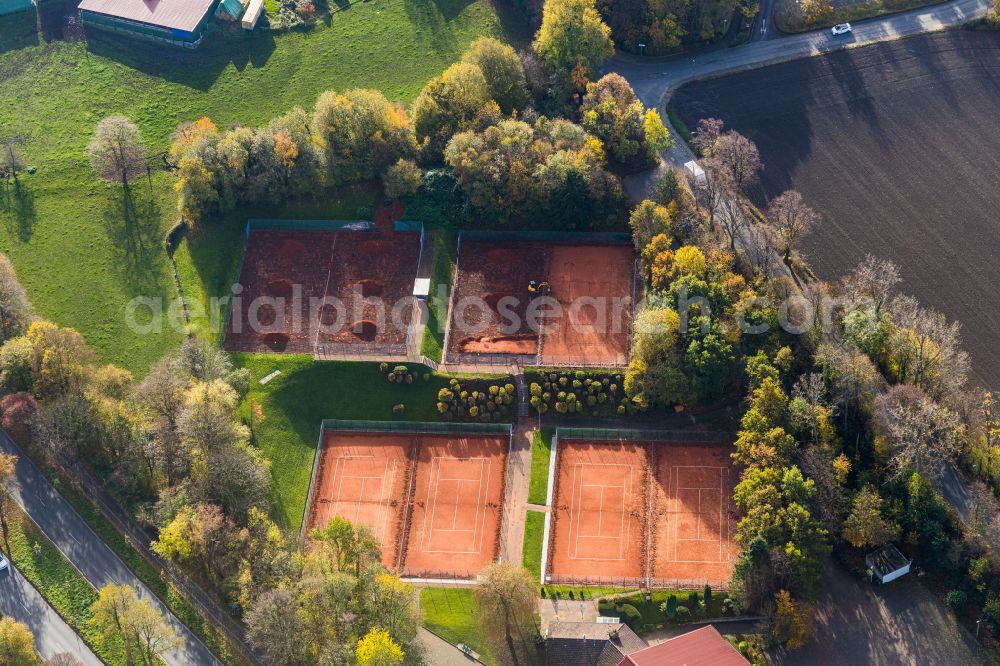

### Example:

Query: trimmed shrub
xmin=947 ymin=589 xmax=968 ymax=614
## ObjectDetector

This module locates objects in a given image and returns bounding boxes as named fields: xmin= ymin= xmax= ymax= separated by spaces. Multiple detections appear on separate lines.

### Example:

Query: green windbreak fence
xmin=459 ymin=229 xmax=632 ymax=246
xmin=245 ymin=219 xmax=373 ymax=236
xmin=321 ymin=419 xmax=512 ymax=436
xmin=556 ymin=427 xmax=730 ymax=443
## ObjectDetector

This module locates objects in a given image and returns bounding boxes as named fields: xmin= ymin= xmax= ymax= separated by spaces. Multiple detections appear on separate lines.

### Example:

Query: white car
xmin=831 ymin=23 xmax=853 ymax=35
xmin=0 ymin=552 xmax=8 ymax=574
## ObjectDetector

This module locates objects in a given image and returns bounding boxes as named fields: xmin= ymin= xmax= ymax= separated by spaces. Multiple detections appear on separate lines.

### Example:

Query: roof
xmin=546 ymin=622 xmax=647 ymax=666
xmin=867 ymin=543 xmax=911 ymax=576
xmin=217 ymin=0 xmax=244 ymax=20
xmin=617 ymin=626 xmax=749 ymax=666
xmin=77 ymin=0 xmax=218 ymax=32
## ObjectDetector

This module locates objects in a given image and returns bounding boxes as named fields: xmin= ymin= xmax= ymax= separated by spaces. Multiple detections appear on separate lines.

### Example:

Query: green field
xmin=522 ymin=509 xmax=545 ymax=581
xmin=527 ymin=428 xmax=553 ymax=505
xmin=0 ymin=0 xmax=522 ymax=373
xmin=420 ymin=587 xmax=496 ymax=665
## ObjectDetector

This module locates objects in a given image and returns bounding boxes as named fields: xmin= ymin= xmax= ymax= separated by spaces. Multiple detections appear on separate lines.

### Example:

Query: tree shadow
xmin=102 ymin=185 xmax=167 ymax=297
xmin=84 ymin=27 xmax=277 ymax=91
xmin=0 ymin=180 xmax=36 ymax=242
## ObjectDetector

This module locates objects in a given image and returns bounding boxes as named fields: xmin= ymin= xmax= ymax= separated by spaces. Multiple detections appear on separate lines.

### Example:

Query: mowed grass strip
xmin=0 ymin=501 xmax=127 ymax=665
xmin=420 ymin=587 xmax=496 ymax=665
xmin=521 ymin=509 xmax=545 ymax=581
xmin=0 ymin=0 xmax=518 ymax=373
xmin=419 ymin=228 xmax=458 ymax=363
xmin=527 ymin=428 xmax=554 ymax=505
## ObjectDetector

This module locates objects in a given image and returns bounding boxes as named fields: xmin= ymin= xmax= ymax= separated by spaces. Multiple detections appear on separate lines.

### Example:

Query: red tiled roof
xmin=616 ymin=626 xmax=749 ymax=666
xmin=78 ymin=0 xmax=217 ymax=32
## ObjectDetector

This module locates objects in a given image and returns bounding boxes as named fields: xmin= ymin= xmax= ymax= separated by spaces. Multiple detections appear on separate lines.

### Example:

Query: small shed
xmin=684 ymin=160 xmax=706 ymax=185
xmin=867 ymin=543 xmax=912 ymax=584
xmin=412 ymin=278 xmax=431 ymax=300
xmin=242 ymin=0 xmax=265 ymax=29
xmin=217 ymin=0 xmax=245 ymax=21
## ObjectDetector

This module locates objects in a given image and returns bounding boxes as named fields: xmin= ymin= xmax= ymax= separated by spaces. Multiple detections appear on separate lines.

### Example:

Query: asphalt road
xmin=608 ymin=0 xmax=992 ymax=109
xmin=0 ymin=429 xmax=222 ymax=666
xmin=0 ymin=563 xmax=102 ymax=665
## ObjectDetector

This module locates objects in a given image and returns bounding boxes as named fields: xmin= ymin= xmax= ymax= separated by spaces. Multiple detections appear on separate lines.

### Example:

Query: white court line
xmin=668 ymin=465 xmax=727 ymax=563
xmin=421 ymin=457 xmax=493 ymax=555
xmin=569 ymin=463 xmax=630 ymax=561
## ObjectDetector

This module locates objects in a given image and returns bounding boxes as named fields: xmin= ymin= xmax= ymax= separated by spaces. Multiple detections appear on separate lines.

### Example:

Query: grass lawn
xmin=521 ymin=509 xmax=545 ymax=581
xmin=0 ymin=501 xmax=127 ymax=665
xmin=420 ymin=587 xmax=496 ymax=665
xmin=52 ymin=475 xmax=242 ymax=665
xmin=419 ymin=228 xmax=458 ymax=363
xmin=527 ymin=428 xmax=553 ymax=505
xmin=234 ymin=354 xmax=511 ymax=529
xmin=0 ymin=0 xmax=524 ymax=374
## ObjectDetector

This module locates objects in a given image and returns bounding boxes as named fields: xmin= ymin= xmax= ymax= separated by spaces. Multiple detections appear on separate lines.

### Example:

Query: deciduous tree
xmin=413 ymin=63 xmax=490 ymax=157
xmin=461 ymin=38 xmax=529 ymax=113
xmin=629 ymin=199 xmax=673 ymax=251
xmin=89 ymin=584 xmax=178 ymax=666
xmin=533 ymin=0 xmax=614 ymax=89
xmin=0 ymin=253 xmax=32 ymax=345
xmin=768 ymin=190 xmax=819 ymax=260
xmin=356 ymin=628 xmax=404 ymax=666
xmin=475 ymin=562 xmax=539 ymax=660
xmin=87 ymin=116 xmax=148 ymax=190
xmin=0 ymin=617 xmax=40 ymax=666
xmin=875 ymin=384 xmax=961 ymax=481
xmin=841 ymin=487 xmax=898 ymax=549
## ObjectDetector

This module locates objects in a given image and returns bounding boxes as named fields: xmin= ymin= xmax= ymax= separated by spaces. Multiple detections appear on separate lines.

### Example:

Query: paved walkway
xmin=0 ymin=563 xmax=102 ymax=665
xmin=539 ymin=597 xmax=599 ymax=633
xmin=416 ymin=628 xmax=486 ymax=665
xmin=0 ymin=430 xmax=222 ymax=666
xmin=499 ymin=421 xmax=535 ymax=566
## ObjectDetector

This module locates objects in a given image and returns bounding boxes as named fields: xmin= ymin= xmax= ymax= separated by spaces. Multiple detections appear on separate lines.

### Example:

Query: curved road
xmin=608 ymin=0 xmax=991 ymax=109
xmin=0 ymin=429 xmax=222 ymax=666
xmin=0 ymin=564 xmax=102 ymax=665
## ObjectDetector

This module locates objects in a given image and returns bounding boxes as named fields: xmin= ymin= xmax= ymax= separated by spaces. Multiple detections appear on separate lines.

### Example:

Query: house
xmin=545 ymin=621 xmax=648 ymax=666
xmin=78 ymin=0 xmax=233 ymax=48
xmin=616 ymin=626 xmax=749 ymax=666
xmin=867 ymin=543 xmax=912 ymax=584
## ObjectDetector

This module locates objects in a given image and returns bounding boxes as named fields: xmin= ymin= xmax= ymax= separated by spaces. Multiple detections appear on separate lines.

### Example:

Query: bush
xmin=704 ymin=584 xmax=713 ymax=607
xmin=392 ymin=404 xmax=405 ymax=415
xmin=616 ymin=603 xmax=642 ymax=628
xmin=663 ymin=594 xmax=678 ymax=618
xmin=674 ymin=605 xmax=691 ymax=621
xmin=947 ymin=589 xmax=968 ymax=614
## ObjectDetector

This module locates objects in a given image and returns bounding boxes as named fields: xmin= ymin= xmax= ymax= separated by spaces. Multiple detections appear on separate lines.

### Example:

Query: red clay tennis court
xmin=650 ymin=443 xmax=738 ymax=585
xmin=306 ymin=428 xmax=509 ymax=578
xmin=402 ymin=435 xmax=508 ymax=579
xmin=547 ymin=436 xmax=736 ymax=587
xmin=306 ymin=432 xmax=411 ymax=568
xmin=548 ymin=439 xmax=647 ymax=581
xmin=446 ymin=239 xmax=635 ymax=365
xmin=223 ymin=226 xmax=421 ymax=355
xmin=539 ymin=245 xmax=634 ymax=366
